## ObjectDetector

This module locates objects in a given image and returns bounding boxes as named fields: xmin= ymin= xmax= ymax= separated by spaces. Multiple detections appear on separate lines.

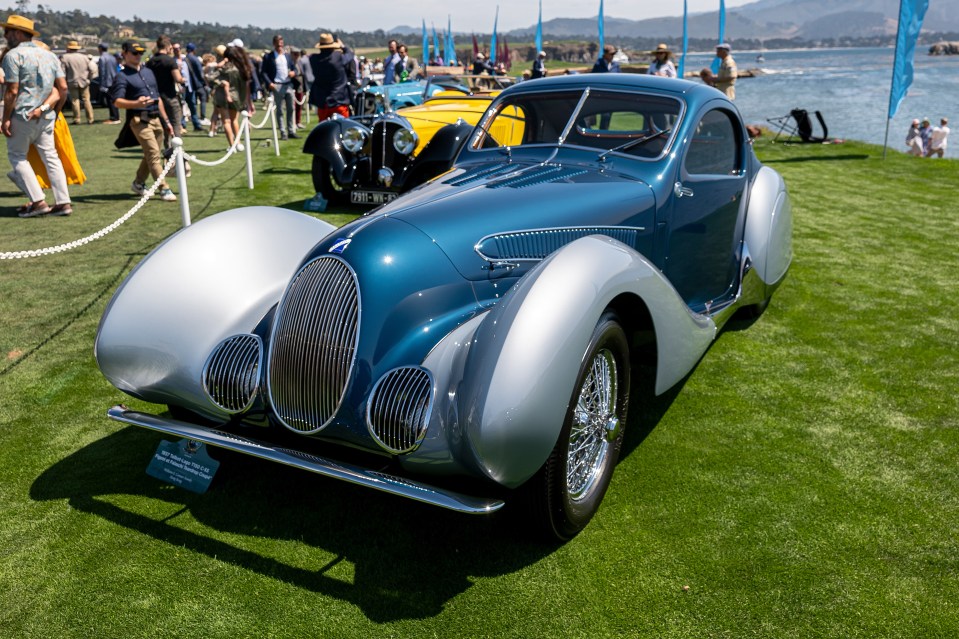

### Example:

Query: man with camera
xmin=109 ymin=40 xmax=176 ymax=202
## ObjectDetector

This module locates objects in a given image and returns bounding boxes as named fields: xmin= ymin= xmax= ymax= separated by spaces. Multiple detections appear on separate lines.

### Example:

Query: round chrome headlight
xmin=393 ymin=128 xmax=418 ymax=155
xmin=342 ymin=127 xmax=367 ymax=153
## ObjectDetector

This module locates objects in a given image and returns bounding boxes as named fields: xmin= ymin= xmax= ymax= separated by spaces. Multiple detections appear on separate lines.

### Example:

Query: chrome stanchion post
xmin=241 ymin=111 xmax=254 ymax=189
xmin=269 ymin=95 xmax=280 ymax=156
xmin=305 ymin=91 xmax=311 ymax=125
xmin=171 ymin=137 xmax=191 ymax=227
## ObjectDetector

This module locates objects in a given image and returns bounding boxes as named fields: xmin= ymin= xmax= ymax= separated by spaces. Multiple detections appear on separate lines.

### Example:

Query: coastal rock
xmin=929 ymin=42 xmax=959 ymax=55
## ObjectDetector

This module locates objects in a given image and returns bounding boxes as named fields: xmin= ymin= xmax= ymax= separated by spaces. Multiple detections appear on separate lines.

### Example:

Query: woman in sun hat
xmin=647 ymin=43 xmax=676 ymax=78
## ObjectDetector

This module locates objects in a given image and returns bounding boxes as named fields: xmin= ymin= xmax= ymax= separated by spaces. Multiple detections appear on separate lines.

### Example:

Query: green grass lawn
xmin=0 ymin=116 xmax=957 ymax=638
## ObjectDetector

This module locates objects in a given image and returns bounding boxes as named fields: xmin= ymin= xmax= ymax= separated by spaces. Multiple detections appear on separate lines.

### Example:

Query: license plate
xmin=351 ymin=190 xmax=398 ymax=205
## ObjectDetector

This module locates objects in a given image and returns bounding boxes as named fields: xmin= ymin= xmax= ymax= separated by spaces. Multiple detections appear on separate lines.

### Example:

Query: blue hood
xmin=366 ymin=159 xmax=658 ymax=280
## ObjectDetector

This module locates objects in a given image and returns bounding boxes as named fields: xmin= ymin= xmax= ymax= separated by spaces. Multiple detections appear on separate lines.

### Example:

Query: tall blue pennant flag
xmin=711 ymin=0 xmax=726 ymax=74
xmin=888 ymin=0 xmax=930 ymax=118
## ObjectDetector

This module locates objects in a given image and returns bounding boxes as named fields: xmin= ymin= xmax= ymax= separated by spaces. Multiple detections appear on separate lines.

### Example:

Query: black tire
xmin=526 ymin=311 xmax=631 ymax=541
xmin=311 ymin=156 xmax=348 ymax=205
xmin=740 ymin=294 xmax=771 ymax=319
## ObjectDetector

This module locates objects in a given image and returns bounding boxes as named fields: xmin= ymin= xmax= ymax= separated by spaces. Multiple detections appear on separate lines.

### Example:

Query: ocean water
xmin=679 ymin=47 xmax=959 ymax=148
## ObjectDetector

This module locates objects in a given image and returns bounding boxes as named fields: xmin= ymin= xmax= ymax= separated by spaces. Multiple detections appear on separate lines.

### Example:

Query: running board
xmin=107 ymin=406 xmax=505 ymax=515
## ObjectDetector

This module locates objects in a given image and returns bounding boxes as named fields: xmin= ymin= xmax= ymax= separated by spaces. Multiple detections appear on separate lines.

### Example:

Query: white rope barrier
xmin=0 ymin=152 xmax=178 ymax=260
xmin=2 ymin=98 xmax=284 ymax=260
xmin=248 ymin=96 xmax=276 ymax=129
xmin=182 ymin=117 xmax=250 ymax=167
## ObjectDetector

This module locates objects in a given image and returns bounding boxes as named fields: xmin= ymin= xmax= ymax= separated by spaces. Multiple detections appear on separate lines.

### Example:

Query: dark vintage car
xmin=304 ymin=81 xmax=515 ymax=206
xmin=96 ymin=74 xmax=791 ymax=540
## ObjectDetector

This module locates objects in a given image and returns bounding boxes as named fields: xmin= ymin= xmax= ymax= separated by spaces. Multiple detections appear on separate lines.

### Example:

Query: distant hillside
xmin=501 ymin=0 xmax=959 ymax=41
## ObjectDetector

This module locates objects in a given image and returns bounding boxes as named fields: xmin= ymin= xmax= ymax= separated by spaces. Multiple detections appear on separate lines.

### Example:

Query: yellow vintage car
xmin=302 ymin=85 xmax=522 ymax=206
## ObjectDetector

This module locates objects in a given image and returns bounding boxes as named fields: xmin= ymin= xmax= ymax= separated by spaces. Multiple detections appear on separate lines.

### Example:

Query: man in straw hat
xmin=61 ymin=39 xmax=95 ymax=124
xmin=308 ymin=33 xmax=351 ymax=122
xmin=713 ymin=42 xmax=737 ymax=99
xmin=1 ymin=14 xmax=73 ymax=217
xmin=647 ymin=43 xmax=676 ymax=78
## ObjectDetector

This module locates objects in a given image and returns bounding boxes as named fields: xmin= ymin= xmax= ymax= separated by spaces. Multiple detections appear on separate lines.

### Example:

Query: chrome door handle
xmin=674 ymin=182 xmax=694 ymax=198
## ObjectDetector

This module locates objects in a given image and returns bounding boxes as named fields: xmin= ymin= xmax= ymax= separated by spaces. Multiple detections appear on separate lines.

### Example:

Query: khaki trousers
xmin=130 ymin=115 xmax=167 ymax=187
xmin=69 ymin=85 xmax=94 ymax=124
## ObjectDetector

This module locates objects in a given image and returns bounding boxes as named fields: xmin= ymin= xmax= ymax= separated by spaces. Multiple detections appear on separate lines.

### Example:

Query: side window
xmin=684 ymin=109 xmax=740 ymax=175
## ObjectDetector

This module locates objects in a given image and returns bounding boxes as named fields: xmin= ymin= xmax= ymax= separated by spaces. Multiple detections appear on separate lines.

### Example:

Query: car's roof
xmin=500 ymin=73 xmax=724 ymax=104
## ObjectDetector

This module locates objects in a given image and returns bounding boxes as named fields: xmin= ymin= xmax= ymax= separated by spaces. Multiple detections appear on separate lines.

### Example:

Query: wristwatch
xmin=39 ymin=103 xmax=50 ymax=113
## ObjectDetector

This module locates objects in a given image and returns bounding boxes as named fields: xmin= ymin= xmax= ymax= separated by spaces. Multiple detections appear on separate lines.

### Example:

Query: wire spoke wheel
xmin=566 ymin=348 xmax=617 ymax=501
xmin=524 ymin=310 xmax=630 ymax=541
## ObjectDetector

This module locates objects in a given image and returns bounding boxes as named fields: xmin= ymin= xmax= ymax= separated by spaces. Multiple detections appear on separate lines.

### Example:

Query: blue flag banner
xmin=536 ymin=0 xmax=543 ymax=53
xmin=490 ymin=6 xmax=499 ymax=63
xmin=711 ymin=0 xmax=726 ymax=74
xmin=432 ymin=23 xmax=441 ymax=64
xmin=888 ymin=0 xmax=930 ymax=118
xmin=422 ymin=19 xmax=429 ymax=65
xmin=598 ymin=0 xmax=605 ymax=53
xmin=680 ymin=0 xmax=688 ymax=78
xmin=446 ymin=16 xmax=453 ymax=66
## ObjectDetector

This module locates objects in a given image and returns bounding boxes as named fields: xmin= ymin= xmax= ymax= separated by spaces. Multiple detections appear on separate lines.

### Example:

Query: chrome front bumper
xmin=107 ymin=406 xmax=505 ymax=515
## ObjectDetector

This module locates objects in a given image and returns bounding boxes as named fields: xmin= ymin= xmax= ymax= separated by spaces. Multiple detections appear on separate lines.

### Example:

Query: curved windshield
xmin=470 ymin=89 xmax=682 ymax=159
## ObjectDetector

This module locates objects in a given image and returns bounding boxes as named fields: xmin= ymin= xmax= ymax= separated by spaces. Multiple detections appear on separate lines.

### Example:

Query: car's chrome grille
xmin=268 ymin=256 xmax=360 ymax=434
xmin=366 ymin=367 xmax=433 ymax=454
xmin=444 ymin=163 xmax=516 ymax=186
xmin=372 ymin=120 xmax=403 ymax=170
xmin=487 ymin=166 xmax=587 ymax=189
xmin=203 ymin=334 xmax=262 ymax=413
xmin=475 ymin=227 xmax=643 ymax=262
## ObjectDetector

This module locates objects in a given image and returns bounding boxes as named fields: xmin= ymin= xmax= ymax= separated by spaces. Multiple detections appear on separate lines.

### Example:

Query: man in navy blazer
xmin=261 ymin=34 xmax=297 ymax=139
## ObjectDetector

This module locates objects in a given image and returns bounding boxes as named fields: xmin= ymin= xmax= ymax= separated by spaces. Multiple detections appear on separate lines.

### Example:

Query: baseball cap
xmin=122 ymin=40 xmax=145 ymax=54
xmin=229 ymin=38 xmax=244 ymax=48
xmin=716 ymin=42 xmax=731 ymax=51
xmin=186 ymin=42 xmax=196 ymax=51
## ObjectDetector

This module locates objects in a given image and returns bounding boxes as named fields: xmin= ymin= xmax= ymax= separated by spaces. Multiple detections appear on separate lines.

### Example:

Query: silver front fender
xmin=95 ymin=207 xmax=337 ymax=415
xmin=447 ymin=235 xmax=716 ymax=488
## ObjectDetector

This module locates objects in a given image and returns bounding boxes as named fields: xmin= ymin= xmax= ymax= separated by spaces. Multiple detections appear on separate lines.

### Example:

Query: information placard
xmin=146 ymin=439 xmax=220 ymax=494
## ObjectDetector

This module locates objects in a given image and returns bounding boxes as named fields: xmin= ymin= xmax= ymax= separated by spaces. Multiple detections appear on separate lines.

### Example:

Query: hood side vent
xmin=444 ymin=163 xmax=517 ymax=187
xmin=487 ymin=166 xmax=587 ymax=189
xmin=475 ymin=226 xmax=643 ymax=262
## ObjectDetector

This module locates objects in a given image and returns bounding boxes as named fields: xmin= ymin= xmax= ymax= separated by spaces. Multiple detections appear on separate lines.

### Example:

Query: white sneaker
xmin=131 ymin=180 xmax=146 ymax=196
xmin=158 ymin=188 xmax=177 ymax=202
xmin=199 ymin=118 xmax=211 ymax=126
xmin=237 ymin=143 xmax=245 ymax=152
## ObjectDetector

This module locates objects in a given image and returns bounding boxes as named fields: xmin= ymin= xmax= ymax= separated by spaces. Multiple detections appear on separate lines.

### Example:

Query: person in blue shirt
xmin=110 ymin=40 xmax=177 ymax=202
xmin=591 ymin=45 xmax=621 ymax=74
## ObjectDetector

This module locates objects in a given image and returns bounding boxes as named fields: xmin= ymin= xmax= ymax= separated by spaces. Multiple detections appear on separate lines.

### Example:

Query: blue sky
xmin=30 ymin=0 xmax=752 ymax=33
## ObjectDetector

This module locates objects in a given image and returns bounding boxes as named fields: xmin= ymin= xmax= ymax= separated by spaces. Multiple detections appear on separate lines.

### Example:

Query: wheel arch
xmin=455 ymin=235 xmax=716 ymax=489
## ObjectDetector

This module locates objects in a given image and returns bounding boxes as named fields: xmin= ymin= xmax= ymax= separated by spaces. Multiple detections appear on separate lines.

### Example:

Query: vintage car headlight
xmin=342 ymin=126 xmax=367 ymax=153
xmin=393 ymin=128 xmax=418 ymax=155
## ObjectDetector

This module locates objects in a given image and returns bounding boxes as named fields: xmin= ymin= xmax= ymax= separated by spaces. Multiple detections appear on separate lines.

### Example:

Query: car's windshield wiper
xmin=598 ymin=128 xmax=672 ymax=161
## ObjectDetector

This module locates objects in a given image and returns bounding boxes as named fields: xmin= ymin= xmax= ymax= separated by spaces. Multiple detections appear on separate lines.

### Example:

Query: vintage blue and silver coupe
xmin=96 ymin=74 xmax=791 ymax=540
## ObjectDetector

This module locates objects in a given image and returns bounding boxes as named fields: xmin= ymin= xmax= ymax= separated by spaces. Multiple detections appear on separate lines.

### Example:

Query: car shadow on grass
xmin=29 ymin=425 xmax=557 ymax=622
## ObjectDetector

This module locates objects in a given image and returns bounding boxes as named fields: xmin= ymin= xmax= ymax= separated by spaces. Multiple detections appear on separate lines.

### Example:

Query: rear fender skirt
xmin=453 ymin=235 xmax=716 ymax=488
xmin=95 ymin=207 xmax=337 ymax=416
xmin=744 ymin=166 xmax=793 ymax=291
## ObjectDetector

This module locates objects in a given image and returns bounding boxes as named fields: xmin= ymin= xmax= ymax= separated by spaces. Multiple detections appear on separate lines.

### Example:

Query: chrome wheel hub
xmin=566 ymin=348 xmax=617 ymax=501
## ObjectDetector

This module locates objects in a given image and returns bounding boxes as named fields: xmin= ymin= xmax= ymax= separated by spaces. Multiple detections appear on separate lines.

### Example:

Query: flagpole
xmin=884 ymin=0 xmax=905 ymax=160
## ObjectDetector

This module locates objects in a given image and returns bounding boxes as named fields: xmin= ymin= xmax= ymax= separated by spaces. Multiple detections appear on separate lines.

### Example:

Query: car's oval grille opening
xmin=372 ymin=120 xmax=404 ymax=170
xmin=366 ymin=367 xmax=434 ymax=454
xmin=268 ymin=256 xmax=360 ymax=434
xmin=203 ymin=334 xmax=262 ymax=413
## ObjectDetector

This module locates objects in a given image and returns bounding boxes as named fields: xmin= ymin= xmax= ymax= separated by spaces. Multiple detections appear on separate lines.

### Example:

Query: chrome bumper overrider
xmin=107 ymin=406 xmax=504 ymax=515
